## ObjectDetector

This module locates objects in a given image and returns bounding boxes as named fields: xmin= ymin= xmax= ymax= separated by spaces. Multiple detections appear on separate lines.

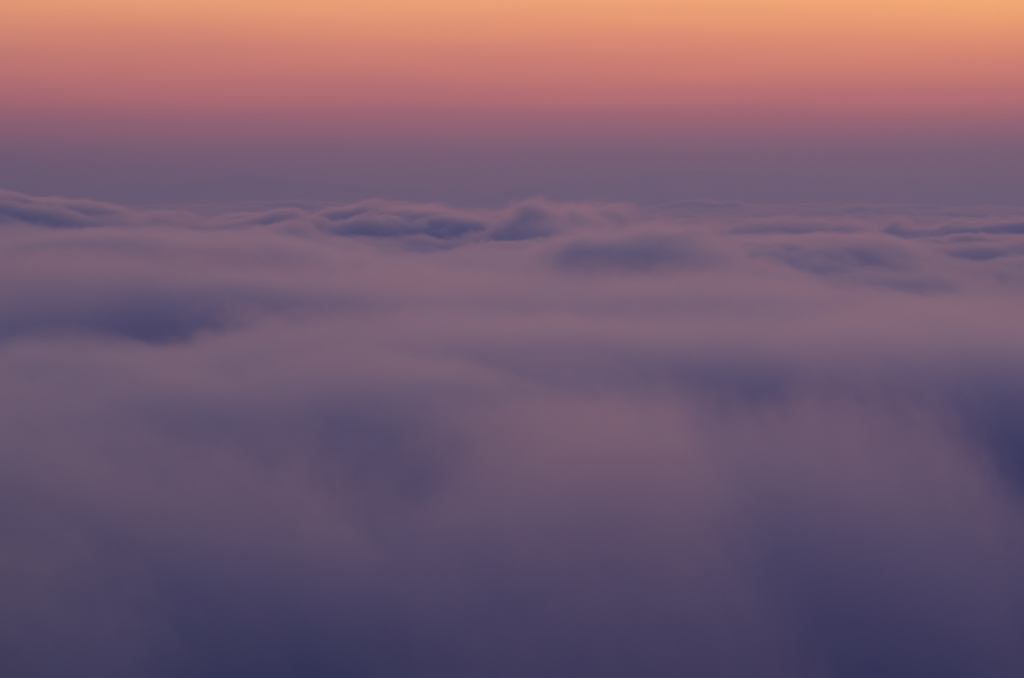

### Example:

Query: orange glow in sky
xmin=3 ymin=0 xmax=1023 ymax=130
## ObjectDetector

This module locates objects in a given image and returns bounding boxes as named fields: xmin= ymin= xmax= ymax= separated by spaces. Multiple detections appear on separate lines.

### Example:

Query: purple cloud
xmin=2 ymin=190 xmax=1024 ymax=677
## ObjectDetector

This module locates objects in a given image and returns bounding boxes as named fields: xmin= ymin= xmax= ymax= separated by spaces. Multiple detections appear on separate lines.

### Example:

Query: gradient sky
xmin=2 ymin=0 xmax=1023 ymax=203
xmin=6 ymin=0 xmax=1024 ymax=117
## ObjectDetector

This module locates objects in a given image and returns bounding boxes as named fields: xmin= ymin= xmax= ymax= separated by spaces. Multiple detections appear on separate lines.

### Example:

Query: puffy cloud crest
xmin=0 ymin=189 xmax=133 ymax=228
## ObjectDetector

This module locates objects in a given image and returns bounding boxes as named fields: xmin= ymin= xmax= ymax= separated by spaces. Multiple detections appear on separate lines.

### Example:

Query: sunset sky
xmin=5 ymin=0 xmax=1023 ymax=118
xmin=2 ymin=0 xmax=1023 ymax=203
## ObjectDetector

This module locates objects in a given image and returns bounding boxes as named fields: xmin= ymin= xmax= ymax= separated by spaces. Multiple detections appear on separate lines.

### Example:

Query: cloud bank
xmin=3 ymin=189 xmax=1024 ymax=677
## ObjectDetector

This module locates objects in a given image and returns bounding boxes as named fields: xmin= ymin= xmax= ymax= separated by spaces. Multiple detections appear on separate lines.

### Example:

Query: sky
xmin=2 ymin=0 xmax=1023 ymax=204
xmin=5 ymin=0 xmax=1022 ymax=115
xmin=3 ymin=3 xmax=1024 ymax=677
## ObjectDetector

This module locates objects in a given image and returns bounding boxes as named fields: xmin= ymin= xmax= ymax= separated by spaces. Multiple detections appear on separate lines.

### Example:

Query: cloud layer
xmin=3 ymin=189 xmax=1024 ymax=677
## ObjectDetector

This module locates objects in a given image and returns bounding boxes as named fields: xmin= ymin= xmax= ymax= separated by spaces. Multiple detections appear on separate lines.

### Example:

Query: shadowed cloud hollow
xmin=2 ymin=189 xmax=1024 ymax=678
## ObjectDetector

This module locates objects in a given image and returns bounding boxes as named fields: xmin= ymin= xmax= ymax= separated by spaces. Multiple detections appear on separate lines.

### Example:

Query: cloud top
xmin=2 ymin=189 xmax=1024 ymax=677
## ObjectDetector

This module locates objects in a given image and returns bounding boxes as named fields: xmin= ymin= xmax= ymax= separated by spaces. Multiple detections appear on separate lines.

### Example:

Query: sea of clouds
xmin=3 ymin=188 xmax=1024 ymax=677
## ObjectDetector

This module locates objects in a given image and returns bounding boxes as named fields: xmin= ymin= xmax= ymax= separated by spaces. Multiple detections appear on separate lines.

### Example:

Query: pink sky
xmin=2 ymin=0 xmax=1023 ymax=204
